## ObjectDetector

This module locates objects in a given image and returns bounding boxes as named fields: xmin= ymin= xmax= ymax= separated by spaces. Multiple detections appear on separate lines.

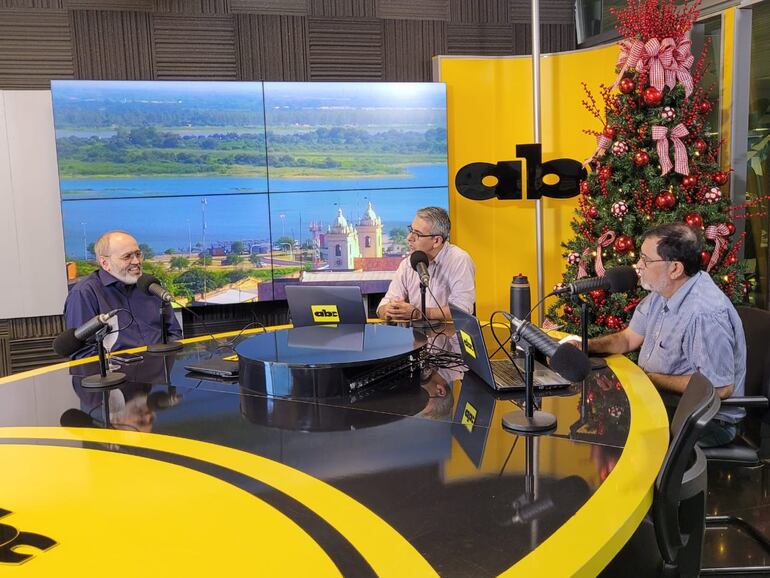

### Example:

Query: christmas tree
xmin=546 ymin=0 xmax=750 ymax=337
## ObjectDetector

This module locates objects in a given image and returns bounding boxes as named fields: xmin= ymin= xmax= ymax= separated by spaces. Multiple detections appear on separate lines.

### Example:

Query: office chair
xmin=700 ymin=306 xmax=770 ymax=575
xmin=601 ymin=373 xmax=720 ymax=578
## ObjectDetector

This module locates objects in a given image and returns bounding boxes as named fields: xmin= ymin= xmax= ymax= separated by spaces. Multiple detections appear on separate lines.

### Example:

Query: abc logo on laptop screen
xmin=311 ymin=305 xmax=340 ymax=323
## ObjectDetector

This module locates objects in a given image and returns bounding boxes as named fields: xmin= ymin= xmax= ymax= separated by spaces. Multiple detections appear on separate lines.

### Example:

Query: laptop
xmin=286 ymin=285 xmax=368 ymax=327
xmin=184 ymin=354 xmax=239 ymax=378
xmin=449 ymin=306 xmax=571 ymax=392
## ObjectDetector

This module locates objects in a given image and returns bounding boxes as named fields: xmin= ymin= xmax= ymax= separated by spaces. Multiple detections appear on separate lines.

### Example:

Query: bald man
xmin=63 ymin=230 xmax=182 ymax=358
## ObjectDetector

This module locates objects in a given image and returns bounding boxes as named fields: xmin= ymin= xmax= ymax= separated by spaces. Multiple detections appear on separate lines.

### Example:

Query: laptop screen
xmin=285 ymin=285 xmax=367 ymax=327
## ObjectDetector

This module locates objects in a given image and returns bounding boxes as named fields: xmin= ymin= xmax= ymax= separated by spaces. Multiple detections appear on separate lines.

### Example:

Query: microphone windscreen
xmin=410 ymin=250 xmax=429 ymax=271
xmin=60 ymin=408 xmax=97 ymax=428
xmin=605 ymin=266 xmax=638 ymax=293
xmin=53 ymin=328 xmax=83 ymax=357
xmin=136 ymin=273 xmax=160 ymax=294
xmin=549 ymin=343 xmax=592 ymax=382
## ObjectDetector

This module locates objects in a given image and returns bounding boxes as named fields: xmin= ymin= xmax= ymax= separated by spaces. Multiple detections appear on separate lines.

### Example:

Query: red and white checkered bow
xmin=611 ymin=38 xmax=645 ymax=91
xmin=584 ymin=133 xmax=613 ymax=167
xmin=541 ymin=318 xmax=563 ymax=332
xmin=594 ymin=231 xmax=616 ymax=277
xmin=642 ymin=38 xmax=676 ymax=94
xmin=705 ymin=224 xmax=731 ymax=272
xmin=667 ymin=37 xmax=695 ymax=97
xmin=652 ymin=123 xmax=689 ymax=176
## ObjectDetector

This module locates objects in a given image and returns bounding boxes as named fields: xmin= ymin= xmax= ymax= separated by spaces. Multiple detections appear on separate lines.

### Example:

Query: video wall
xmin=52 ymin=81 xmax=448 ymax=305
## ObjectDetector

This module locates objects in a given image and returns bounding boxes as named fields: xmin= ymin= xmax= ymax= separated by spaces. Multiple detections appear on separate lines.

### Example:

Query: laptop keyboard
xmin=490 ymin=359 xmax=571 ymax=389
xmin=490 ymin=360 xmax=524 ymax=386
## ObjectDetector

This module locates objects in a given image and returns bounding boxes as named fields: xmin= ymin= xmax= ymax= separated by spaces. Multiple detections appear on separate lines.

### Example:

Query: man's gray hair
xmin=416 ymin=206 xmax=450 ymax=241
xmin=94 ymin=230 xmax=132 ymax=258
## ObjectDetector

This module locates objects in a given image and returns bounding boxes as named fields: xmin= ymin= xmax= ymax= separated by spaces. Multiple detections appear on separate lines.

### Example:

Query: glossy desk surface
xmin=0 ymin=323 xmax=669 ymax=576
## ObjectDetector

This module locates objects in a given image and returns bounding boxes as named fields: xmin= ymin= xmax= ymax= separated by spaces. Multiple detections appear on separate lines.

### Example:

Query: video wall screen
xmin=52 ymin=81 xmax=448 ymax=306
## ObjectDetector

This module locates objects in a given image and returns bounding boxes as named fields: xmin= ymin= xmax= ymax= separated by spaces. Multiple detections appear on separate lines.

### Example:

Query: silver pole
xmin=531 ymin=0 xmax=544 ymax=324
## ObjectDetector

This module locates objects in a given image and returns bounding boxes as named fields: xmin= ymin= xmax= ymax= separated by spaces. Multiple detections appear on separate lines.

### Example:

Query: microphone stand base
xmin=146 ymin=341 xmax=183 ymax=354
xmin=501 ymin=410 xmax=557 ymax=435
xmin=82 ymin=371 xmax=126 ymax=389
xmin=589 ymin=356 xmax=608 ymax=370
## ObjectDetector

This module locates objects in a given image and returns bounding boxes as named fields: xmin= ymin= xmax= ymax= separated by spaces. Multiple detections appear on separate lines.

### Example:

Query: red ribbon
xmin=652 ymin=123 xmax=689 ymax=176
xmin=578 ymin=247 xmax=592 ymax=278
xmin=584 ymin=134 xmax=613 ymax=167
xmin=612 ymin=38 xmax=645 ymax=91
xmin=641 ymin=38 xmax=675 ymax=94
xmin=542 ymin=318 xmax=562 ymax=332
xmin=594 ymin=231 xmax=616 ymax=277
xmin=705 ymin=224 xmax=730 ymax=272
xmin=667 ymin=37 xmax=695 ymax=97
xmin=613 ymin=36 xmax=694 ymax=97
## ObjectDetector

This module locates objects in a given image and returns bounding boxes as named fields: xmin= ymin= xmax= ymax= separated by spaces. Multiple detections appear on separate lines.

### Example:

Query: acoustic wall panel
xmin=237 ymin=14 xmax=308 ymax=81
xmin=308 ymin=17 xmax=383 ymax=80
xmin=153 ymin=15 xmax=238 ymax=79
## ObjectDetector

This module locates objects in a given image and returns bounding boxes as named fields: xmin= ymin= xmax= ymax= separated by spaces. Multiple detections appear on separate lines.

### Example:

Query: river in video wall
xmin=52 ymin=80 xmax=448 ymax=305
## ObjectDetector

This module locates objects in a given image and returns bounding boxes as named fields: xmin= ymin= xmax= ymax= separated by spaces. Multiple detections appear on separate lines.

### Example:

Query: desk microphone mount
xmin=501 ymin=338 xmax=557 ymax=435
xmin=147 ymin=302 xmax=183 ymax=354
xmin=411 ymin=280 xmax=433 ymax=330
xmin=571 ymin=293 xmax=607 ymax=370
xmin=82 ymin=326 xmax=126 ymax=389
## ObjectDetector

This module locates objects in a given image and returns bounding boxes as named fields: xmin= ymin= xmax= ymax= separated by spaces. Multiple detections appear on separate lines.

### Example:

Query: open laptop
xmin=449 ymin=306 xmax=571 ymax=392
xmin=286 ymin=285 xmax=367 ymax=327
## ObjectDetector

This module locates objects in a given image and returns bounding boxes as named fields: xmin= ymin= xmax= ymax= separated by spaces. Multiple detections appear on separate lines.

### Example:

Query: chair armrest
xmin=719 ymin=396 xmax=769 ymax=408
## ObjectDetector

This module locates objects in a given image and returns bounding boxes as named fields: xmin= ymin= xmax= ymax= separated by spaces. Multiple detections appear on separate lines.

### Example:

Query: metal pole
xmin=532 ymin=0 xmax=544 ymax=324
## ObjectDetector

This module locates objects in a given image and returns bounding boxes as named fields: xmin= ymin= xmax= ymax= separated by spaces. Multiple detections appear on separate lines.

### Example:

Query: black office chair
xmin=700 ymin=306 xmax=770 ymax=575
xmin=601 ymin=373 xmax=720 ymax=578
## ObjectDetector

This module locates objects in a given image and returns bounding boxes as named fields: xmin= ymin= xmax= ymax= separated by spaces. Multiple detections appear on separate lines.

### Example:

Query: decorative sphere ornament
xmin=700 ymin=250 xmax=711 ymax=269
xmin=655 ymin=191 xmax=676 ymax=210
xmin=611 ymin=201 xmax=629 ymax=218
xmin=725 ymin=254 xmax=738 ymax=266
xmin=699 ymin=100 xmax=712 ymax=114
xmin=684 ymin=212 xmax=704 ymax=228
xmin=681 ymin=175 xmax=698 ymax=189
xmin=564 ymin=304 xmax=574 ymax=315
xmin=619 ymin=77 xmax=635 ymax=94
xmin=579 ymin=180 xmax=589 ymax=195
xmin=598 ymin=166 xmax=612 ymax=181
xmin=694 ymin=139 xmax=707 ymax=154
xmin=661 ymin=106 xmax=676 ymax=121
xmin=614 ymin=234 xmax=634 ymax=254
xmin=603 ymin=126 xmax=617 ymax=139
xmin=704 ymin=187 xmax=722 ymax=203
xmin=567 ymin=252 xmax=581 ymax=266
xmin=633 ymin=150 xmax=650 ymax=166
xmin=713 ymin=171 xmax=729 ymax=185
xmin=726 ymin=222 xmax=736 ymax=235
xmin=611 ymin=141 xmax=629 ymax=155
xmin=643 ymin=86 xmax=663 ymax=106
xmin=586 ymin=207 xmax=598 ymax=219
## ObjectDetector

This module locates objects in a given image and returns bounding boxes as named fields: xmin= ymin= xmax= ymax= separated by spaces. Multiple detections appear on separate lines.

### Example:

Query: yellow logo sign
xmin=311 ymin=305 xmax=340 ymax=322
xmin=459 ymin=330 xmax=476 ymax=358
xmin=462 ymin=402 xmax=477 ymax=433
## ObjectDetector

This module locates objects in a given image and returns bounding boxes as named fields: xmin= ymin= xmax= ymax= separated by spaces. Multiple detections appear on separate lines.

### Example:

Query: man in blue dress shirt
xmin=585 ymin=223 xmax=746 ymax=447
xmin=63 ymin=230 xmax=182 ymax=359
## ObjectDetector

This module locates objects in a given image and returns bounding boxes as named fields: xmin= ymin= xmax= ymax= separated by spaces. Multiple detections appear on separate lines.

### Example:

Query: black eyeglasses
xmin=637 ymin=255 xmax=669 ymax=267
xmin=107 ymin=250 xmax=144 ymax=263
xmin=408 ymin=225 xmax=439 ymax=238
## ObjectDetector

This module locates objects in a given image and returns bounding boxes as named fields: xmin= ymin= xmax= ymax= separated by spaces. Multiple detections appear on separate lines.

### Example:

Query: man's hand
xmin=381 ymin=298 xmax=419 ymax=322
xmin=558 ymin=334 xmax=583 ymax=350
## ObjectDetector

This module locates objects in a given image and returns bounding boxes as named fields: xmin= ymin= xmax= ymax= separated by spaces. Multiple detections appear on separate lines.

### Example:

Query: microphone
xmin=507 ymin=476 xmax=591 ymax=525
xmin=53 ymin=310 xmax=119 ymax=357
xmin=501 ymin=312 xmax=591 ymax=382
xmin=60 ymin=408 xmax=100 ymax=428
xmin=410 ymin=251 xmax=430 ymax=286
xmin=137 ymin=273 xmax=172 ymax=303
xmin=550 ymin=266 xmax=638 ymax=297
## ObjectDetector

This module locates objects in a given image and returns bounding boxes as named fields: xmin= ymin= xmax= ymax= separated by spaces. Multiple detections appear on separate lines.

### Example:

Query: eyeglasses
xmin=407 ymin=225 xmax=439 ymax=239
xmin=637 ymin=254 xmax=669 ymax=267
xmin=108 ymin=250 xmax=144 ymax=263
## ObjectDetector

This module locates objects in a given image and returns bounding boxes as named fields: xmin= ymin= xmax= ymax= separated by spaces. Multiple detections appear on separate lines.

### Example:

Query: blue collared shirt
xmin=63 ymin=269 xmax=183 ymax=359
xmin=629 ymin=271 xmax=746 ymax=422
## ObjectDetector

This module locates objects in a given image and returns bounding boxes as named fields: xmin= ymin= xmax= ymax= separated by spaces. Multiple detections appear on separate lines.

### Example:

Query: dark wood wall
xmin=0 ymin=0 xmax=576 ymax=89
xmin=0 ymin=0 xmax=575 ymax=376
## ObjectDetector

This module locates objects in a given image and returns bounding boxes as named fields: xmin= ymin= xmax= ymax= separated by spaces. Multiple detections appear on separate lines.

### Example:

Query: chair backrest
xmin=654 ymin=373 xmax=721 ymax=565
xmin=736 ymin=306 xmax=770 ymax=398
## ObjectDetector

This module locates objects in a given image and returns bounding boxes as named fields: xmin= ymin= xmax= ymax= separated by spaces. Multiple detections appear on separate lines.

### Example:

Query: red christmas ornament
xmin=643 ymin=87 xmax=663 ymax=106
xmin=724 ymin=254 xmax=738 ymax=266
xmin=590 ymin=289 xmax=607 ymax=305
xmin=598 ymin=166 xmax=612 ymax=181
xmin=684 ymin=212 xmax=704 ymax=228
xmin=614 ymin=234 xmax=634 ymax=254
xmin=633 ymin=150 xmax=650 ymax=166
xmin=726 ymin=222 xmax=736 ymax=235
xmin=699 ymin=100 xmax=712 ymax=114
xmin=681 ymin=174 xmax=698 ymax=188
xmin=700 ymin=250 xmax=711 ymax=269
xmin=579 ymin=180 xmax=589 ymax=195
xmin=713 ymin=171 xmax=729 ymax=185
xmin=564 ymin=304 xmax=574 ymax=316
xmin=586 ymin=207 xmax=598 ymax=219
xmin=694 ymin=139 xmax=707 ymax=154
xmin=654 ymin=191 xmax=676 ymax=211
xmin=603 ymin=126 xmax=617 ymax=139
xmin=619 ymin=77 xmax=635 ymax=94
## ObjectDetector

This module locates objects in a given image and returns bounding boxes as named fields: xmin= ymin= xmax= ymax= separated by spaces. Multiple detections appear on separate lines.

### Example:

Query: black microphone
xmin=60 ymin=408 xmax=100 ymax=428
xmin=410 ymin=251 xmax=430 ymax=286
xmin=501 ymin=312 xmax=591 ymax=382
xmin=137 ymin=273 xmax=172 ymax=303
xmin=53 ymin=310 xmax=119 ymax=356
xmin=507 ymin=476 xmax=591 ymax=524
xmin=550 ymin=266 xmax=638 ymax=296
